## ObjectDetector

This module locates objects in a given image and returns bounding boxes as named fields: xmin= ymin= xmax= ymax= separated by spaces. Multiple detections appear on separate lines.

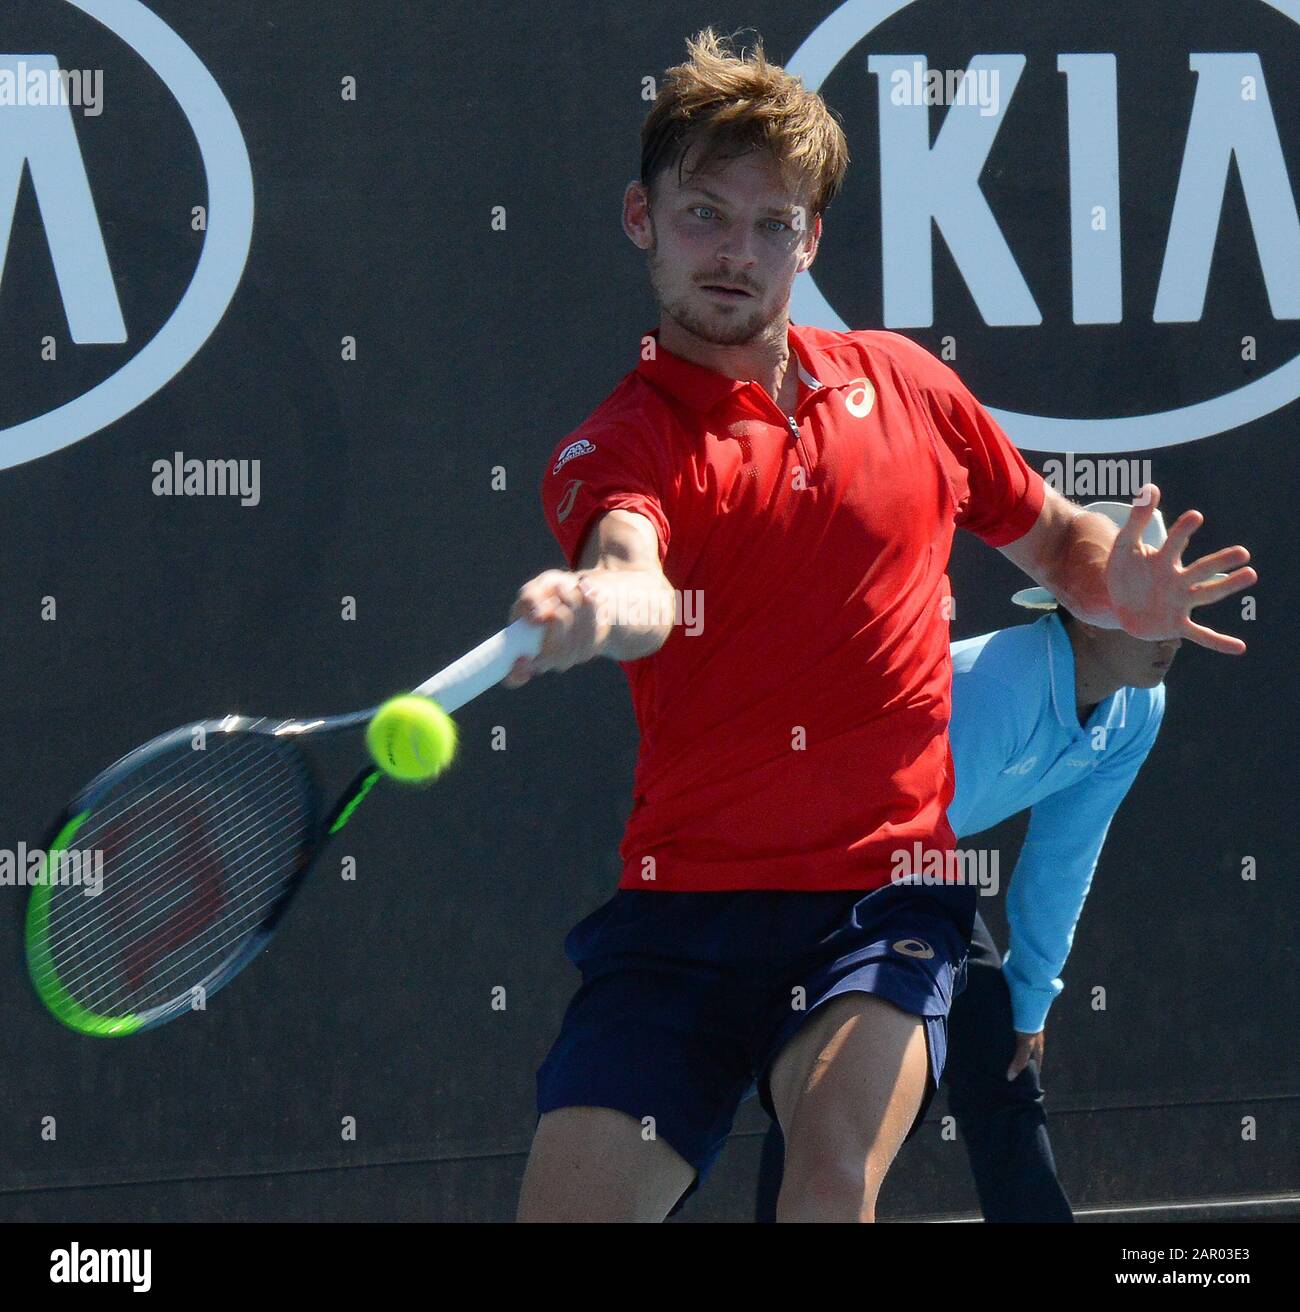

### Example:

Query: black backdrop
xmin=0 ymin=0 xmax=1294 ymax=1221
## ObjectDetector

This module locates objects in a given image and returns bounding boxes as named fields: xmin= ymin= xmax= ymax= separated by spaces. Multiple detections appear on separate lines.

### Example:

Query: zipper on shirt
xmin=785 ymin=413 xmax=814 ymax=480
xmin=749 ymin=379 xmax=814 ymax=479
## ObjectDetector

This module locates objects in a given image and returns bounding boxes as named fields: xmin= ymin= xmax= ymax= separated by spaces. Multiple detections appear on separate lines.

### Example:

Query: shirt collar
xmin=635 ymin=321 xmax=860 ymax=413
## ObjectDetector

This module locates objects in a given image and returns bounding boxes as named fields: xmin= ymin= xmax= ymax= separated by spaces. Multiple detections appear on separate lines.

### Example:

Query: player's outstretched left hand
xmin=1105 ymin=484 xmax=1256 ymax=654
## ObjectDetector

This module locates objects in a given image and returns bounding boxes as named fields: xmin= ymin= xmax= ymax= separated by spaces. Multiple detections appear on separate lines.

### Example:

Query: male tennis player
xmin=504 ymin=30 xmax=1254 ymax=1222
xmin=753 ymin=500 xmax=1215 ymax=1222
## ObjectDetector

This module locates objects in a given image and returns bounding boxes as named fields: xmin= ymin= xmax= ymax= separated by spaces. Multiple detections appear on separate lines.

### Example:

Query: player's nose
xmin=715 ymin=228 xmax=759 ymax=267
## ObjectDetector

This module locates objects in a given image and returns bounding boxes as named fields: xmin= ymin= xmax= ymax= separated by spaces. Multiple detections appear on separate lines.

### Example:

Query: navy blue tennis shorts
xmin=535 ymin=880 xmax=977 ymax=1200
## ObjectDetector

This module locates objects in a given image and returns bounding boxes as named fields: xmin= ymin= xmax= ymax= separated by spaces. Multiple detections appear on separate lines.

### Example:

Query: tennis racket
xmin=25 ymin=619 xmax=543 ymax=1037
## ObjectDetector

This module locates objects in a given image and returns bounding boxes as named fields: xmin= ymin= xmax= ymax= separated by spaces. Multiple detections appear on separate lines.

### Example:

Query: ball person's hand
xmin=1007 ymin=1029 xmax=1045 ymax=1081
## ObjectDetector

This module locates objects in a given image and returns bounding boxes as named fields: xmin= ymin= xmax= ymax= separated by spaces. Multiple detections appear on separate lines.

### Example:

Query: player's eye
xmin=691 ymin=206 xmax=717 ymax=221
xmin=764 ymin=219 xmax=790 ymax=233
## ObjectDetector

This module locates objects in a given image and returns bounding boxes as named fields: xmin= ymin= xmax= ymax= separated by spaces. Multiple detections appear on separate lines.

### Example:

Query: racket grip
xmin=411 ymin=619 xmax=544 ymax=713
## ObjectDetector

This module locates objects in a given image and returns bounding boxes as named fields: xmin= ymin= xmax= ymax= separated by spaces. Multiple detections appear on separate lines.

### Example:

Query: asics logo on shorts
xmin=892 ymin=938 xmax=935 ymax=959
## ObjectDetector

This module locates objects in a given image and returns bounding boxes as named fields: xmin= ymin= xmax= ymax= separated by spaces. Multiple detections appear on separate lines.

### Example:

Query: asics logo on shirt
xmin=845 ymin=378 xmax=876 ymax=418
xmin=553 ymin=439 xmax=596 ymax=474
xmin=556 ymin=479 xmax=583 ymax=523
xmin=1001 ymin=755 xmax=1038 ymax=775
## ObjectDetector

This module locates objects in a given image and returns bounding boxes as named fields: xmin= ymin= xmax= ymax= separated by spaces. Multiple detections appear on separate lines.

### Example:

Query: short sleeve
xmin=540 ymin=424 xmax=672 ymax=569
xmin=881 ymin=334 xmax=1046 ymax=547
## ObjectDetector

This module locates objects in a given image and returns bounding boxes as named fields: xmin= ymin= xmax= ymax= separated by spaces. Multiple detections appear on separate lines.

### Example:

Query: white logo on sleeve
xmin=1001 ymin=755 xmax=1038 ymax=775
xmin=552 ymin=439 xmax=596 ymax=474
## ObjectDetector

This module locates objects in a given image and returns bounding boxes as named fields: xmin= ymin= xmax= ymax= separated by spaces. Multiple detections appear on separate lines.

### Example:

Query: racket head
xmin=26 ymin=720 xmax=322 ymax=1037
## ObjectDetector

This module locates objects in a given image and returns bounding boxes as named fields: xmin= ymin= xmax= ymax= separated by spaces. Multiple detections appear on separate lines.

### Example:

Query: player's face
xmin=1092 ymin=624 xmax=1182 ymax=688
xmin=635 ymin=150 xmax=816 ymax=346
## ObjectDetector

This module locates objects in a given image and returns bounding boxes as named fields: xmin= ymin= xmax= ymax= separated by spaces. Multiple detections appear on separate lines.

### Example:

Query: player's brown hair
xmin=640 ymin=28 xmax=850 ymax=219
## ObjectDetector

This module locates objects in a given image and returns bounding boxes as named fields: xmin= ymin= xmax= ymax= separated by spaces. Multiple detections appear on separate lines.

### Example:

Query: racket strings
xmin=52 ymin=746 xmax=301 ymax=963
xmin=42 ymin=748 xmax=299 ymax=1012
xmin=52 ymin=739 xmax=294 ymax=951
xmin=39 ymin=734 xmax=313 ymax=1018
xmin=49 ymin=742 xmax=309 ymax=1014
xmin=55 ymin=775 xmax=307 ymax=1008
xmin=62 ymin=742 xmax=309 ymax=1005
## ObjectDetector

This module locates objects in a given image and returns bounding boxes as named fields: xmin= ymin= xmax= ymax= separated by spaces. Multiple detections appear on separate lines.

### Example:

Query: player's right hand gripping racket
xmin=25 ymin=620 xmax=543 ymax=1037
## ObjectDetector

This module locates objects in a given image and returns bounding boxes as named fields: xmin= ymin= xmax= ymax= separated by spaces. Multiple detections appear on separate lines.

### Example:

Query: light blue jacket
xmin=947 ymin=613 xmax=1164 ymax=1032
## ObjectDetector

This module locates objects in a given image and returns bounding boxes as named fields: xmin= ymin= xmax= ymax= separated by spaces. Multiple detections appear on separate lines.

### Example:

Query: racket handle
xmin=411 ymin=618 xmax=544 ymax=713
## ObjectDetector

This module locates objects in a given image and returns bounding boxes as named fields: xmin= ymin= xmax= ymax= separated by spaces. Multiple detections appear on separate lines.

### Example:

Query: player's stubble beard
xmin=644 ymin=218 xmax=784 ymax=348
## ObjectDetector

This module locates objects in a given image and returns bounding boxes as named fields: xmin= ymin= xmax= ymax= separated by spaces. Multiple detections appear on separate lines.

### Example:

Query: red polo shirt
xmin=540 ymin=322 xmax=1045 ymax=892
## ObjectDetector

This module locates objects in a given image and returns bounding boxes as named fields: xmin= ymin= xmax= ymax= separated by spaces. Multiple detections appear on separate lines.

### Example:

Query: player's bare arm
xmin=506 ymin=509 xmax=676 ymax=684
xmin=998 ymin=482 xmax=1256 ymax=655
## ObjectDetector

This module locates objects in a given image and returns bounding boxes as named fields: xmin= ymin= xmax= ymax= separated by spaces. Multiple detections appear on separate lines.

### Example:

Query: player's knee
xmin=776 ymin=1159 xmax=881 ymax=1217
xmin=778 ymin=1145 xmax=875 ymax=1221
xmin=517 ymin=1106 xmax=692 ymax=1222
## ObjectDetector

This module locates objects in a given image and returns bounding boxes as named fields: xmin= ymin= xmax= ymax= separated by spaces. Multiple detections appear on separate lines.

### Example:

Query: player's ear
xmin=623 ymin=181 xmax=654 ymax=249
xmin=795 ymin=210 xmax=821 ymax=272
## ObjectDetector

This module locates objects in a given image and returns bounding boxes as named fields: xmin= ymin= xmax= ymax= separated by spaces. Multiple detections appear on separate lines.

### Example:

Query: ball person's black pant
xmin=754 ymin=911 xmax=1074 ymax=1222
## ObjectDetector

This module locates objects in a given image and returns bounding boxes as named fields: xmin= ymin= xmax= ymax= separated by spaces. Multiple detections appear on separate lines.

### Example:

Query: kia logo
xmin=0 ymin=0 xmax=253 ymax=470
xmin=787 ymin=0 xmax=1300 ymax=451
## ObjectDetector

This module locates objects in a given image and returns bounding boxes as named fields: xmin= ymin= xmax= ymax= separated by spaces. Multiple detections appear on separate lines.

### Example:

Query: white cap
xmin=1010 ymin=499 xmax=1227 ymax=610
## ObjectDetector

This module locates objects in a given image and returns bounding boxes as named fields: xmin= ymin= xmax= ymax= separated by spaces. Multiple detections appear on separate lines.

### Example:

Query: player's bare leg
xmin=516 ymin=1106 xmax=696 ymax=1222
xmin=767 ymin=992 xmax=930 ymax=1222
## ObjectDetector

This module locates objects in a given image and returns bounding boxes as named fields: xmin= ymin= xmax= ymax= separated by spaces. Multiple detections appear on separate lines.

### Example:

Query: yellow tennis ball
xmin=366 ymin=695 xmax=457 ymax=783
